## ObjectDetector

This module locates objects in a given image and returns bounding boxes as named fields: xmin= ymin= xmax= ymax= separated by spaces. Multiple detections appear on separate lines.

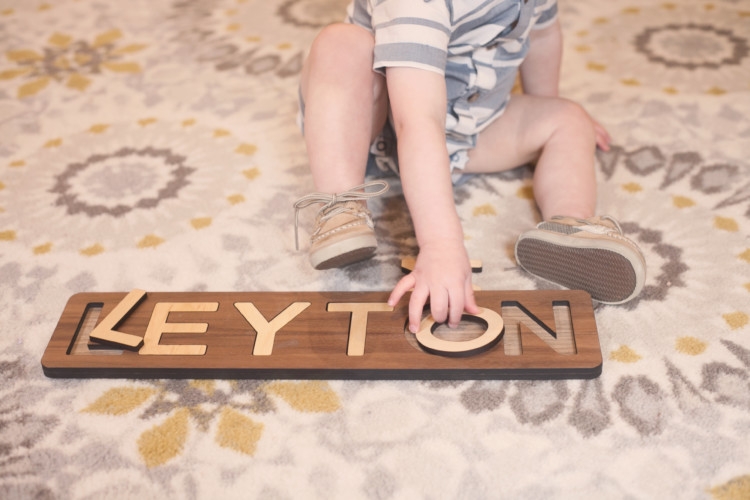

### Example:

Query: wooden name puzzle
xmin=41 ymin=289 xmax=602 ymax=380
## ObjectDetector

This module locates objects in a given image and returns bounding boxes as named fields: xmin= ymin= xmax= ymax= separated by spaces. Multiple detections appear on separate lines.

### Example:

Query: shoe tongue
xmin=338 ymin=200 xmax=368 ymax=215
xmin=319 ymin=200 xmax=369 ymax=223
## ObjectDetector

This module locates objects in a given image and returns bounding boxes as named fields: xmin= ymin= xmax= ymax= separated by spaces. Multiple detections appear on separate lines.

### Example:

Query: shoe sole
xmin=515 ymin=230 xmax=645 ymax=304
xmin=311 ymin=234 xmax=377 ymax=270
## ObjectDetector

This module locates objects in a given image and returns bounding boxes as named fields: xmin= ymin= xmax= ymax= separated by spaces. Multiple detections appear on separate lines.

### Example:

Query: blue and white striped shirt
xmin=346 ymin=0 xmax=558 ymax=171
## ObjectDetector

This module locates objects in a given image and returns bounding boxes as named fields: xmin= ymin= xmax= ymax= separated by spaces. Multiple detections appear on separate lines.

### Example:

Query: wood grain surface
xmin=42 ymin=290 xmax=602 ymax=380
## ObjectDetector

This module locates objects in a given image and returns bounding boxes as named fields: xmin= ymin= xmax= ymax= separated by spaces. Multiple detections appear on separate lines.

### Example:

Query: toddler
xmin=294 ymin=0 xmax=646 ymax=334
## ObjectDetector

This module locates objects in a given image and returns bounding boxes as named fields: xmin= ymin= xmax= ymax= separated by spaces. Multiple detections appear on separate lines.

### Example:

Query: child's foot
xmin=514 ymin=215 xmax=646 ymax=304
xmin=293 ymin=181 xmax=389 ymax=270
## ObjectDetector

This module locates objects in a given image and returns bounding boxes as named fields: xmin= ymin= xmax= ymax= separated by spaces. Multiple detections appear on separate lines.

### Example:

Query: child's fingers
xmin=446 ymin=277 xmax=479 ymax=328
xmin=430 ymin=288 xmax=450 ymax=326
xmin=447 ymin=302 xmax=464 ymax=329
xmin=389 ymin=274 xmax=427 ymax=334
xmin=408 ymin=286 xmax=430 ymax=334
xmin=464 ymin=280 xmax=479 ymax=314
xmin=387 ymin=274 xmax=415 ymax=308
xmin=592 ymin=119 xmax=611 ymax=151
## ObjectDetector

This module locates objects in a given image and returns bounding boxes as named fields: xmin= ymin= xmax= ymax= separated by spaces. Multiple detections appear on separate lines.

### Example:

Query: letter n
xmin=500 ymin=301 xmax=576 ymax=355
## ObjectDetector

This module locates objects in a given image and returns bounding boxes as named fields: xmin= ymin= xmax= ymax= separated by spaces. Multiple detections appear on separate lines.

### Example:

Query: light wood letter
xmin=89 ymin=289 xmax=147 ymax=350
xmin=327 ymin=302 xmax=394 ymax=356
xmin=139 ymin=302 xmax=218 ymax=355
xmin=234 ymin=302 xmax=311 ymax=356
xmin=415 ymin=307 xmax=503 ymax=357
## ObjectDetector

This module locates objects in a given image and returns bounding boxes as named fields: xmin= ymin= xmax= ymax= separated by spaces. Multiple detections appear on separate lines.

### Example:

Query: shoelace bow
xmin=293 ymin=180 xmax=390 ymax=250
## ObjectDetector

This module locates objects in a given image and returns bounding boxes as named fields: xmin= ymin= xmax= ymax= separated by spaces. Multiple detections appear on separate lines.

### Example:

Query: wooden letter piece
xmin=326 ymin=302 xmax=394 ymax=356
xmin=139 ymin=302 xmax=219 ymax=356
xmin=415 ymin=307 xmax=504 ymax=357
xmin=89 ymin=289 xmax=147 ymax=350
xmin=234 ymin=302 xmax=311 ymax=356
xmin=42 ymin=290 xmax=602 ymax=380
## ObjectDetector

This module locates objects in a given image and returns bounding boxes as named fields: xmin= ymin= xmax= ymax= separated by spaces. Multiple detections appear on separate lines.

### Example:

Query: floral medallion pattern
xmin=0 ymin=118 xmax=274 ymax=253
xmin=1 ymin=29 xmax=147 ymax=98
xmin=1 ymin=0 xmax=749 ymax=498
xmin=566 ymin=1 xmax=750 ymax=95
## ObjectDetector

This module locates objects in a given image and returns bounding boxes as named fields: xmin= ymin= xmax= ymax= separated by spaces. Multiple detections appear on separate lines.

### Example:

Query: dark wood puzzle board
xmin=42 ymin=290 xmax=602 ymax=380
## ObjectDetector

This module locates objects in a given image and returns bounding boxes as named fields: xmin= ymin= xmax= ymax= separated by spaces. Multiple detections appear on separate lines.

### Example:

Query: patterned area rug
xmin=2 ymin=0 xmax=749 ymax=498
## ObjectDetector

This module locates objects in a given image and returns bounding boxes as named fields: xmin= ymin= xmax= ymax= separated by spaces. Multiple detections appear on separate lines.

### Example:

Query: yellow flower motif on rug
xmin=675 ymin=336 xmax=707 ymax=356
xmin=709 ymin=474 xmax=750 ymax=500
xmin=82 ymin=380 xmax=340 ymax=467
xmin=2 ymin=29 xmax=146 ymax=98
xmin=610 ymin=345 xmax=642 ymax=363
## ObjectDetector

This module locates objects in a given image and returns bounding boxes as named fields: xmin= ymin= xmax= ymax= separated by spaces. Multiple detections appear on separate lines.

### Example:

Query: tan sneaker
xmin=514 ymin=215 xmax=646 ymax=304
xmin=293 ymin=181 xmax=389 ymax=270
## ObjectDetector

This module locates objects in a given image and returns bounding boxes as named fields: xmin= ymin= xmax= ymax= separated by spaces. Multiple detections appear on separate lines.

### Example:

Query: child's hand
xmin=591 ymin=117 xmax=611 ymax=152
xmin=388 ymin=241 xmax=479 ymax=334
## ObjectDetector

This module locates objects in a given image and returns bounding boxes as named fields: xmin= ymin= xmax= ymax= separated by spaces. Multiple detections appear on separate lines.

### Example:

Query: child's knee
xmin=308 ymin=23 xmax=375 ymax=67
xmin=551 ymin=99 xmax=596 ymax=142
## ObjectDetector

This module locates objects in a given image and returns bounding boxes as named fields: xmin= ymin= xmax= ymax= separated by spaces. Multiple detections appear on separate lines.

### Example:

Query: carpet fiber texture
xmin=1 ymin=0 xmax=749 ymax=498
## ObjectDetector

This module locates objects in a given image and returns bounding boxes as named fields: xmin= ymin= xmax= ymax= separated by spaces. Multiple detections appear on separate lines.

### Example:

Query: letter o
xmin=415 ymin=307 xmax=504 ymax=357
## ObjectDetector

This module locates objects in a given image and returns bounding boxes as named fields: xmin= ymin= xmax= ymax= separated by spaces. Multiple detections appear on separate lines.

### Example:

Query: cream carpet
xmin=1 ymin=0 xmax=749 ymax=498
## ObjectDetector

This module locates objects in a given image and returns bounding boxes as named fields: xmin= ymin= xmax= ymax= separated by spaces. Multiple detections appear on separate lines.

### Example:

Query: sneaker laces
xmin=549 ymin=214 xmax=624 ymax=235
xmin=293 ymin=180 xmax=390 ymax=250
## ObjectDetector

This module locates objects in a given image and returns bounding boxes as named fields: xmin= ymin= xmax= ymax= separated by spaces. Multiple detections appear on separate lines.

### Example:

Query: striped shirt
xmin=346 ymin=0 xmax=558 ymax=172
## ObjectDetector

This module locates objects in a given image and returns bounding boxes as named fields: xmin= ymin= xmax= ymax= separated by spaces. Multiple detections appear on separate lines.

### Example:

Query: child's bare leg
xmin=300 ymin=23 xmax=388 ymax=193
xmin=528 ymin=100 xmax=597 ymax=219
xmin=464 ymin=94 xmax=597 ymax=219
xmin=466 ymin=95 xmax=645 ymax=304
xmin=295 ymin=24 xmax=390 ymax=269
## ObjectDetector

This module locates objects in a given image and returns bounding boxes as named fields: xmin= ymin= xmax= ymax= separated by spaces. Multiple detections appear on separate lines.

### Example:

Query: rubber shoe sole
xmin=515 ymin=230 xmax=645 ymax=304
xmin=310 ymin=233 xmax=377 ymax=270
